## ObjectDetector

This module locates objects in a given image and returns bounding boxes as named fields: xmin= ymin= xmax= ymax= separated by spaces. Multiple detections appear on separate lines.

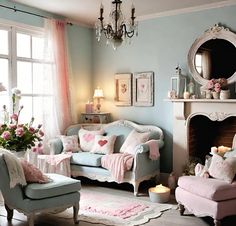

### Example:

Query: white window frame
xmin=0 ymin=19 xmax=53 ymax=122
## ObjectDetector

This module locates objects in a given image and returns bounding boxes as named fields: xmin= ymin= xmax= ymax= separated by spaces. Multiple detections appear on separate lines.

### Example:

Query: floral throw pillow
xmin=120 ymin=129 xmax=150 ymax=155
xmin=78 ymin=128 xmax=104 ymax=152
xmin=91 ymin=135 xmax=117 ymax=154
xmin=60 ymin=135 xmax=80 ymax=153
xmin=208 ymin=154 xmax=236 ymax=183
xmin=20 ymin=159 xmax=50 ymax=184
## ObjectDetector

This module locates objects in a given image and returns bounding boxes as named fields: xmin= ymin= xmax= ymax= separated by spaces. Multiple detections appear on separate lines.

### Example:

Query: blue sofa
xmin=49 ymin=120 xmax=164 ymax=196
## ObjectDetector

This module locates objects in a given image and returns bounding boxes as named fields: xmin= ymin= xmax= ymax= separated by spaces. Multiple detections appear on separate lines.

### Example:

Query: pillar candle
xmin=85 ymin=102 xmax=93 ymax=113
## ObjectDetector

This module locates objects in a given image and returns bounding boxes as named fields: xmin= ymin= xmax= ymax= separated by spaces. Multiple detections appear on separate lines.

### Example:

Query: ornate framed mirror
xmin=188 ymin=24 xmax=236 ymax=86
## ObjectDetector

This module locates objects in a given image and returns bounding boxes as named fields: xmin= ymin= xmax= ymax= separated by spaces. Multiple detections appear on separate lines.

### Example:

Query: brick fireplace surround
xmin=171 ymin=99 xmax=236 ymax=177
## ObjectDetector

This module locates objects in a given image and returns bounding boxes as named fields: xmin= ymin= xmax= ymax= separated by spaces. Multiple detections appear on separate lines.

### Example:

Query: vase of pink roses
xmin=207 ymin=78 xmax=228 ymax=99
xmin=0 ymin=89 xmax=44 ymax=155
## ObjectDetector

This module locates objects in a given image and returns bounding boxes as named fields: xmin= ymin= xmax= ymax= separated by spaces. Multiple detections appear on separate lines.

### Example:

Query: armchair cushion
xmin=178 ymin=175 xmax=236 ymax=201
xmin=20 ymin=159 xmax=49 ymax=184
xmin=71 ymin=152 xmax=103 ymax=167
xmin=208 ymin=154 xmax=236 ymax=183
xmin=24 ymin=173 xmax=81 ymax=200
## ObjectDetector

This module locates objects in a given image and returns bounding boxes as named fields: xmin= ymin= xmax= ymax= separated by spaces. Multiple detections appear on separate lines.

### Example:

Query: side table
xmin=80 ymin=112 xmax=111 ymax=124
xmin=37 ymin=153 xmax=72 ymax=177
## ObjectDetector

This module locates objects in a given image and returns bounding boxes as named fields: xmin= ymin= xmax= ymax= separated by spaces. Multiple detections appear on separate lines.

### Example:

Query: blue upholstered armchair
xmin=0 ymin=154 xmax=81 ymax=226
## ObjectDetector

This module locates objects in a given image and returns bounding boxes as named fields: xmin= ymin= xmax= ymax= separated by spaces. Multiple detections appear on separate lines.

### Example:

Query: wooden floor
xmin=1 ymin=179 xmax=236 ymax=226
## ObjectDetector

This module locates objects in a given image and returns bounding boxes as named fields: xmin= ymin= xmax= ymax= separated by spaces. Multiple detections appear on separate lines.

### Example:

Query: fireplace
xmin=171 ymin=99 xmax=236 ymax=176
xmin=189 ymin=115 xmax=236 ymax=163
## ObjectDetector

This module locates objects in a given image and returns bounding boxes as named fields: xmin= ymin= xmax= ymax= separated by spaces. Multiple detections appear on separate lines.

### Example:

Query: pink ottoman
xmin=175 ymin=176 xmax=236 ymax=226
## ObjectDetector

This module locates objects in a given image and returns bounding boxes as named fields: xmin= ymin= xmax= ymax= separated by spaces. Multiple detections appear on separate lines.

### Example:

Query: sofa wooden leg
xmin=214 ymin=219 xmax=221 ymax=226
xmin=4 ymin=204 xmax=13 ymax=221
xmin=73 ymin=203 xmax=79 ymax=224
xmin=133 ymin=181 xmax=140 ymax=196
xmin=179 ymin=204 xmax=185 ymax=216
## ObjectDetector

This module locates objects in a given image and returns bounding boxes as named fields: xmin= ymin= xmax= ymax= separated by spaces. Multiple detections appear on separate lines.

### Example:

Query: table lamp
xmin=93 ymin=87 xmax=104 ymax=113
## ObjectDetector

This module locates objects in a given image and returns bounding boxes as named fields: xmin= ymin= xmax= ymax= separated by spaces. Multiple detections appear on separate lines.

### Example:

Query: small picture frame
xmin=133 ymin=71 xmax=154 ymax=106
xmin=114 ymin=73 xmax=132 ymax=106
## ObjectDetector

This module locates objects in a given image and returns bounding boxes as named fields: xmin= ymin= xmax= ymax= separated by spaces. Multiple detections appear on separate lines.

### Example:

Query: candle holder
xmin=148 ymin=184 xmax=170 ymax=203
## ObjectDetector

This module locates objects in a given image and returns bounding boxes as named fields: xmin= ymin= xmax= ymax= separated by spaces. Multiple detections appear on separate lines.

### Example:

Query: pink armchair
xmin=176 ymin=135 xmax=236 ymax=226
xmin=176 ymin=175 xmax=236 ymax=226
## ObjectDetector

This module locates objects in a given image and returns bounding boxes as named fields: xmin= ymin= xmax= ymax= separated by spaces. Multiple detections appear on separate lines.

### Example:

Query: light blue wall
xmin=92 ymin=5 xmax=236 ymax=172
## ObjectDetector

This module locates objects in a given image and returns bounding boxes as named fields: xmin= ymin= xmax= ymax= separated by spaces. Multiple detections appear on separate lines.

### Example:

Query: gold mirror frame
xmin=188 ymin=24 xmax=236 ymax=86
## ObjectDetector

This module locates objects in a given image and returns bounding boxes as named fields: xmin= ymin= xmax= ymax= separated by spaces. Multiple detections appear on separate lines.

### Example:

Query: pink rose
xmin=214 ymin=83 xmax=221 ymax=92
xmin=11 ymin=113 xmax=18 ymax=121
xmin=207 ymin=80 xmax=214 ymax=90
xmin=15 ymin=127 xmax=24 ymax=137
xmin=29 ymin=127 xmax=35 ymax=133
xmin=1 ymin=131 xmax=11 ymax=140
xmin=39 ymin=130 xmax=44 ymax=137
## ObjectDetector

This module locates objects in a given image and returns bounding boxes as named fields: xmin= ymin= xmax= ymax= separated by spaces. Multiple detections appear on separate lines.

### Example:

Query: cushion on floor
xmin=24 ymin=173 xmax=81 ymax=200
xmin=71 ymin=152 xmax=103 ymax=167
xmin=178 ymin=176 xmax=236 ymax=201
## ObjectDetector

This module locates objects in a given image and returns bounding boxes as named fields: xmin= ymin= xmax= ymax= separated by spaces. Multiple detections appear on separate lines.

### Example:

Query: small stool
xmin=38 ymin=153 xmax=72 ymax=177
xmin=176 ymin=176 xmax=236 ymax=226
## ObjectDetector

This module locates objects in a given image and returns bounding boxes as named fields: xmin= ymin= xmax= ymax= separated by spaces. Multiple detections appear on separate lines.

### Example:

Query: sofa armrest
xmin=48 ymin=137 xmax=63 ymax=155
xmin=135 ymin=140 xmax=164 ymax=154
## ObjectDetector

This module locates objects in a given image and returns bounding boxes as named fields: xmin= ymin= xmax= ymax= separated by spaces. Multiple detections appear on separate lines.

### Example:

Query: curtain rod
xmin=0 ymin=4 xmax=73 ymax=25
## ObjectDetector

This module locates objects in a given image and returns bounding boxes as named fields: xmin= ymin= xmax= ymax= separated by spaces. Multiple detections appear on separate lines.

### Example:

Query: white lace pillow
xmin=79 ymin=128 xmax=104 ymax=152
xmin=91 ymin=135 xmax=117 ymax=154
xmin=120 ymin=129 xmax=150 ymax=155
xmin=60 ymin=135 xmax=80 ymax=152
xmin=208 ymin=154 xmax=236 ymax=183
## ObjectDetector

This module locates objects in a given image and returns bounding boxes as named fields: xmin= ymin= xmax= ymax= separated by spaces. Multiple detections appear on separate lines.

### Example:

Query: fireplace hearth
xmin=170 ymin=99 xmax=236 ymax=176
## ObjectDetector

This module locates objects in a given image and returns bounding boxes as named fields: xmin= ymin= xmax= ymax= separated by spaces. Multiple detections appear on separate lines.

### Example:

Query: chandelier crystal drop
xmin=95 ymin=0 xmax=138 ymax=50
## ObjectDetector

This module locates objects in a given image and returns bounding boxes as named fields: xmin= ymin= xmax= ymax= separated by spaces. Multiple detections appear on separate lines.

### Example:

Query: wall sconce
xmin=93 ymin=87 xmax=104 ymax=113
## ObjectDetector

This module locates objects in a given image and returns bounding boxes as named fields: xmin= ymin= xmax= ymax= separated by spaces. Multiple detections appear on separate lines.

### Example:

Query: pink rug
xmin=56 ymin=188 xmax=174 ymax=226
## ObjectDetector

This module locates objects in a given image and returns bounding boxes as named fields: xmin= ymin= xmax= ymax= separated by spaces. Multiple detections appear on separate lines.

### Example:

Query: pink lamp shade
xmin=0 ymin=83 xmax=6 ymax=92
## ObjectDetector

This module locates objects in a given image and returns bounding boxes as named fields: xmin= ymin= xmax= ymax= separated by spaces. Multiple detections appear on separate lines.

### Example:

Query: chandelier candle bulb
xmin=148 ymin=184 xmax=170 ymax=203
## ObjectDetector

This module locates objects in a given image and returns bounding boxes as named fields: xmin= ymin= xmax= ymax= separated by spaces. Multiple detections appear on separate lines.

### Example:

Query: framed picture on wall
xmin=133 ymin=71 xmax=154 ymax=106
xmin=114 ymin=73 xmax=132 ymax=106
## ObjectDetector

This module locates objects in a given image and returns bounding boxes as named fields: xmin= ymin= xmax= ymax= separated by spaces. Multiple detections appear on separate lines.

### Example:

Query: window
xmin=195 ymin=53 xmax=202 ymax=75
xmin=0 ymin=23 xmax=53 ymax=125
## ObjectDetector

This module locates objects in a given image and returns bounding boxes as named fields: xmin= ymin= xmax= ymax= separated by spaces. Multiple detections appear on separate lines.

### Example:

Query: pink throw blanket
xmin=145 ymin=140 xmax=160 ymax=160
xmin=41 ymin=153 xmax=72 ymax=166
xmin=101 ymin=153 xmax=134 ymax=183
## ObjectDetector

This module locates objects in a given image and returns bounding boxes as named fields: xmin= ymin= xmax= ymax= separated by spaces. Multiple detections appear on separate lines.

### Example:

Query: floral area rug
xmin=54 ymin=188 xmax=174 ymax=226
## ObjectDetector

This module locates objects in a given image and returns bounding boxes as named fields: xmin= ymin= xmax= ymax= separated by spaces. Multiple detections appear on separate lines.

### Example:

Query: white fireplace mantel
xmin=167 ymin=98 xmax=236 ymax=177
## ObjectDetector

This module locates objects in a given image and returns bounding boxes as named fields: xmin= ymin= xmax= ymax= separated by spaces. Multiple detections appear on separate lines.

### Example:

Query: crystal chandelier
xmin=95 ymin=0 xmax=138 ymax=50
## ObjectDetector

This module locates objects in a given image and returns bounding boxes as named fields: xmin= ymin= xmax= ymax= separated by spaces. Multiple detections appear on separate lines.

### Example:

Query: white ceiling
xmin=10 ymin=0 xmax=236 ymax=26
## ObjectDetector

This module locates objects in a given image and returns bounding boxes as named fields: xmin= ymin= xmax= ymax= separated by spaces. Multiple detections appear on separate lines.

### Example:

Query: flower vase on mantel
xmin=205 ymin=90 xmax=212 ymax=99
xmin=220 ymin=89 xmax=230 ymax=100
xmin=212 ymin=91 xmax=220 ymax=99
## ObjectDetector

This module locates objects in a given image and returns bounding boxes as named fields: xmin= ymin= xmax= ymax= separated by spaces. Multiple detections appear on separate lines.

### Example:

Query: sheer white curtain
xmin=42 ymin=19 xmax=72 ymax=151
